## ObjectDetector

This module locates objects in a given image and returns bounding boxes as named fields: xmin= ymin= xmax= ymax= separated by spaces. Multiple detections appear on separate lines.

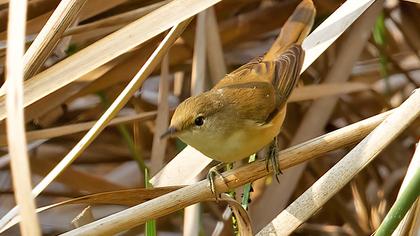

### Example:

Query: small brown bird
xmin=162 ymin=0 xmax=316 ymax=186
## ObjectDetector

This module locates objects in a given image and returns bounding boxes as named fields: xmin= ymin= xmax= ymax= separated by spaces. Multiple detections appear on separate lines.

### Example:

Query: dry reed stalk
xmin=256 ymin=89 xmax=420 ymax=236
xmin=184 ymin=11 xmax=207 ymax=235
xmin=219 ymin=1 xmax=297 ymax=46
xmin=0 ymin=186 xmax=181 ymax=231
xmin=301 ymin=0 xmax=375 ymax=71
xmin=211 ymin=207 xmax=232 ymax=236
xmin=0 ymin=111 xmax=156 ymax=146
xmin=0 ymin=11 xmax=52 ymax=40
xmin=151 ymin=145 xmax=212 ymax=186
xmin=408 ymin=202 xmax=420 ymax=234
xmin=23 ymin=53 xmax=135 ymax=122
xmin=0 ymin=140 xmax=46 ymax=169
xmin=23 ymin=0 xmax=88 ymax=79
xmin=391 ymin=141 xmax=420 ymax=236
xmin=191 ymin=11 xmax=207 ymax=95
xmin=206 ymin=7 xmax=226 ymax=85
xmin=389 ymin=8 xmax=420 ymax=51
xmin=59 ymin=109 xmax=393 ymax=235
xmin=150 ymin=54 xmax=170 ymax=174
xmin=401 ymin=0 xmax=420 ymax=3
xmin=251 ymin=1 xmax=384 ymax=228
xmin=67 ymin=40 xmax=160 ymax=100
xmin=0 ymin=19 xmax=192 ymax=231
xmin=0 ymin=0 xmax=222 ymax=121
xmin=5 ymin=0 xmax=40 ymax=235
xmin=24 ymin=84 xmax=84 ymax=122
xmin=0 ymin=0 xmax=126 ymax=38
xmin=30 ymin=158 xmax=124 ymax=192
xmin=63 ymin=1 xmax=169 ymax=37
xmin=183 ymin=187 xmax=201 ymax=236
xmin=77 ymin=0 xmax=127 ymax=20
xmin=288 ymin=82 xmax=371 ymax=102
xmin=1 ymin=0 xmax=129 ymax=47
xmin=0 ymin=0 xmax=60 ymax=32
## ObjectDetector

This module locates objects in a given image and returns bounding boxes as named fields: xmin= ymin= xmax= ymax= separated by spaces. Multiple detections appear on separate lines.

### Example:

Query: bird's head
xmin=161 ymin=91 xmax=224 ymax=142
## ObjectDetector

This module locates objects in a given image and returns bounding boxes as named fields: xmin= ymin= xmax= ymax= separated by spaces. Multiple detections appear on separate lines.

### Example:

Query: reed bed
xmin=0 ymin=0 xmax=419 ymax=235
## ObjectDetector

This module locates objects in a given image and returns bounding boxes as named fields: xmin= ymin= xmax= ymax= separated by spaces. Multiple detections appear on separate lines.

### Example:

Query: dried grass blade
xmin=150 ymin=54 xmax=170 ymax=174
xmin=301 ymin=0 xmax=375 ymax=71
xmin=0 ymin=19 xmax=192 ymax=231
xmin=63 ymin=1 xmax=170 ymax=37
xmin=288 ymin=82 xmax=371 ymax=102
xmin=23 ymin=0 xmax=88 ymax=79
xmin=216 ymin=194 xmax=253 ymax=236
xmin=256 ymin=89 xmax=420 ymax=236
xmin=0 ymin=111 xmax=157 ymax=146
xmin=2 ymin=187 xmax=181 ymax=232
xmin=4 ymin=0 xmax=41 ymax=235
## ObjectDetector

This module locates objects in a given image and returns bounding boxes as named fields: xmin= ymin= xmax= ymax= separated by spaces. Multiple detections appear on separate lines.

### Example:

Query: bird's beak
xmin=160 ymin=126 xmax=178 ymax=139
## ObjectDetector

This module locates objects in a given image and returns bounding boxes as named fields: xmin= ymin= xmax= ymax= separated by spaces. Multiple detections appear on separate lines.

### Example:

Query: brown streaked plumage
xmin=163 ymin=0 xmax=316 ymax=163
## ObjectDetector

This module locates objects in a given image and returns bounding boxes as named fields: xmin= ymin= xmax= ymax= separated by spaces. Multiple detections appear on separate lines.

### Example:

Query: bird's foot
xmin=207 ymin=162 xmax=228 ymax=200
xmin=265 ymin=137 xmax=283 ymax=182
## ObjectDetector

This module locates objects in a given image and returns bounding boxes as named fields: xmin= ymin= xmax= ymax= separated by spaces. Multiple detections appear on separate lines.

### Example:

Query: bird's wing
xmin=213 ymin=60 xmax=278 ymax=124
xmin=271 ymin=45 xmax=304 ymax=107
xmin=264 ymin=44 xmax=304 ymax=123
xmin=213 ymin=44 xmax=304 ymax=124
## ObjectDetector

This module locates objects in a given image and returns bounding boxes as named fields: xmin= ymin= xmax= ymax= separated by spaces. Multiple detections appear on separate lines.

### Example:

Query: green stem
xmin=97 ymin=92 xmax=147 ymax=172
xmin=375 ymin=169 xmax=420 ymax=236
xmin=373 ymin=12 xmax=390 ymax=95
xmin=241 ymin=154 xmax=256 ymax=210
xmin=144 ymin=168 xmax=157 ymax=236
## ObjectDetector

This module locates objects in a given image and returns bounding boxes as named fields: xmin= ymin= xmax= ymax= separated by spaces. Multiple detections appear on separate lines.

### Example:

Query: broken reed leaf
xmin=216 ymin=194 xmax=253 ymax=236
xmin=2 ymin=187 xmax=182 ymax=232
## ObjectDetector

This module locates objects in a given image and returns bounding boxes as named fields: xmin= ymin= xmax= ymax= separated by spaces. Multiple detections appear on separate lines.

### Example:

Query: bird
xmin=161 ymin=0 xmax=316 ymax=194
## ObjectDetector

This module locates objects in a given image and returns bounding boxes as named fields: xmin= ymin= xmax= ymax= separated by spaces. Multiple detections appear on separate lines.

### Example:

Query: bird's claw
xmin=207 ymin=163 xmax=227 ymax=201
xmin=266 ymin=137 xmax=283 ymax=182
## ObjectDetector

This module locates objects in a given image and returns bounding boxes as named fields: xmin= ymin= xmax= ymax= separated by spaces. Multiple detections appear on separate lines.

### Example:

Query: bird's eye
xmin=194 ymin=116 xmax=204 ymax=126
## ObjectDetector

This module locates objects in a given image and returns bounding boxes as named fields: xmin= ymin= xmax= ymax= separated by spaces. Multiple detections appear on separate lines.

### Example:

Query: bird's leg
xmin=266 ymin=136 xmax=282 ymax=182
xmin=207 ymin=162 xmax=228 ymax=200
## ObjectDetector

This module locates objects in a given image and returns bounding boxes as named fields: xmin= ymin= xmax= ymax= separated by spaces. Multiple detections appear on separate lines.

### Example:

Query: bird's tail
xmin=264 ymin=0 xmax=316 ymax=61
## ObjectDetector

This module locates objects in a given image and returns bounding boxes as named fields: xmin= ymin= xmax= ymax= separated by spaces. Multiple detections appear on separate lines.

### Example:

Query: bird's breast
xmin=181 ymin=108 xmax=286 ymax=163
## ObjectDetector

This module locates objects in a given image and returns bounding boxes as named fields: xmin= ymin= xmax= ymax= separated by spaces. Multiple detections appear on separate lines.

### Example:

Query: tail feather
xmin=274 ymin=45 xmax=304 ymax=102
xmin=264 ymin=0 xmax=316 ymax=61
